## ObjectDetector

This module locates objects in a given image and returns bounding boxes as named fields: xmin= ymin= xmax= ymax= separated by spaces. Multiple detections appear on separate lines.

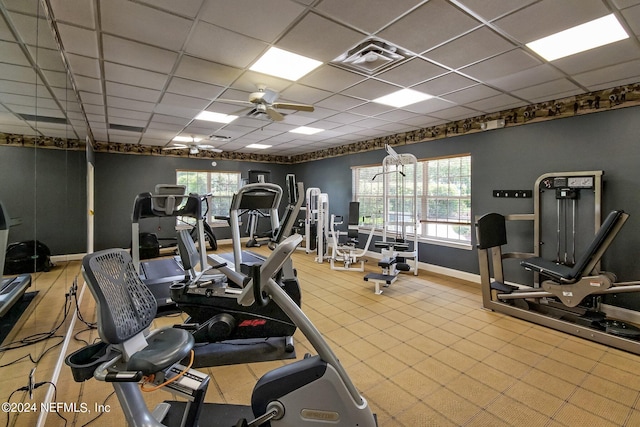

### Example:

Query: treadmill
xmin=0 ymin=202 xmax=31 ymax=318
xmin=131 ymin=185 xmax=208 ymax=308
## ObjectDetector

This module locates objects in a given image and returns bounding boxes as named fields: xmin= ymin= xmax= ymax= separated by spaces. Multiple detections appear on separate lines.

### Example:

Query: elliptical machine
xmin=67 ymin=234 xmax=378 ymax=427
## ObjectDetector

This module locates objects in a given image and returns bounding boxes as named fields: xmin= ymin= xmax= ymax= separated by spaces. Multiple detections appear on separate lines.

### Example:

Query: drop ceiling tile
xmin=66 ymin=53 xmax=101 ymax=79
xmin=0 ymin=40 xmax=30 ymax=66
xmin=574 ymin=59 xmax=640 ymax=89
xmin=79 ymin=91 xmax=103 ymax=105
xmin=622 ymin=4 xmax=640 ymax=36
xmin=551 ymin=39 xmax=640 ymax=75
xmin=160 ymin=93 xmax=210 ymax=110
xmin=442 ymin=84 xmax=501 ymax=104
xmin=316 ymin=94 xmax=365 ymax=110
xmin=107 ymin=133 xmax=140 ymax=144
xmin=411 ymin=73 xmax=478 ymax=96
xmin=425 ymin=27 xmax=515 ymax=69
xmin=104 ymin=62 xmax=168 ymax=90
xmin=298 ymin=65 xmax=366 ymax=93
xmin=107 ymin=96 xmax=155 ymax=113
xmin=341 ymin=79 xmax=400 ymax=100
xmin=56 ymin=24 xmax=98 ymax=58
xmin=137 ymin=0 xmax=204 ymax=19
xmin=377 ymin=122 xmax=418 ymax=133
xmin=279 ymin=84 xmax=332 ymax=105
xmin=166 ymin=78 xmax=224 ymax=100
xmin=394 ymin=114 xmax=442 ymax=127
xmin=102 ymin=35 xmax=178 ymax=73
xmin=150 ymin=113 xmax=190 ymax=126
xmin=375 ymin=109 xmax=424 ymax=122
xmin=8 ymin=14 xmax=57 ymax=49
xmin=140 ymin=136 xmax=170 ymax=146
xmin=108 ymin=117 xmax=148 ymax=128
xmin=25 ymin=46 xmax=66 ymax=72
xmin=154 ymin=104 xmax=201 ymax=119
xmin=41 ymin=70 xmax=71 ymax=88
xmin=2 ymin=93 xmax=55 ymax=108
xmin=315 ymin=0 xmax=423 ymax=33
xmin=174 ymin=56 xmax=243 ymax=86
xmin=0 ymin=63 xmax=43 ymax=84
xmin=0 ymin=81 xmax=36 ymax=96
xmin=323 ymin=112 xmax=366 ymax=125
xmin=377 ymin=0 xmax=481 ymax=54
xmin=277 ymin=12 xmax=364 ymax=62
xmin=493 ymin=0 xmax=609 ymax=43
xmin=185 ymin=21 xmax=267 ymax=69
xmin=455 ymin=0 xmax=537 ymax=21
xmin=101 ymin=0 xmax=192 ymax=51
xmin=612 ymin=0 xmax=640 ymax=8
xmin=347 ymin=102 xmax=395 ymax=116
xmin=403 ymin=97 xmax=456 ymax=114
xmin=74 ymin=75 xmax=102 ymax=94
xmin=107 ymin=108 xmax=151 ymax=121
xmin=465 ymin=93 xmax=524 ymax=113
xmin=429 ymin=105 xmax=478 ymax=121
xmin=200 ymin=0 xmax=305 ymax=43
xmin=0 ymin=13 xmax=14 ymax=41
xmin=105 ymin=82 xmax=161 ymax=103
xmin=461 ymin=49 xmax=542 ymax=81
xmin=147 ymin=121 xmax=184 ymax=132
xmin=49 ymin=0 xmax=96 ymax=28
xmin=231 ymin=72 xmax=292 ymax=94
xmin=486 ymin=64 xmax=563 ymax=91
xmin=84 ymin=106 xmax=105 ymax=116
xmin=274 ymin=113 xmax=316 ymax=126
xmin=512 ymin=79 xmax=584 ymax=102
xmin=376 ymin=59 xmax=448 ymax=87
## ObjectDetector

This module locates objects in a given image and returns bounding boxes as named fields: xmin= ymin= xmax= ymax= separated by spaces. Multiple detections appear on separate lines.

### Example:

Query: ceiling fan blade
xmin=272 ymin=102 xmax=314 ymax=112
xmin=265 ymin=107 xmax=284 ymax=121
xmin=261 ymin=88 xmax=279 ymax=104
xmin=216 ymin=98 xmax=253 ymax=106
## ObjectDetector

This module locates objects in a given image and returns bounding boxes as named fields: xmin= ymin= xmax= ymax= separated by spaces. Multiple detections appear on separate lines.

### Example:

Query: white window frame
xmin=176 ymin=170 xmax=242 ymax=222
xmin=352 ymin=154 xmax=472 ymax=248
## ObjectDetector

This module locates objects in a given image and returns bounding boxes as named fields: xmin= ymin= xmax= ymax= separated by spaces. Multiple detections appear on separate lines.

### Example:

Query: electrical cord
xmin=4 ymin=382 xmax=67 ymax=427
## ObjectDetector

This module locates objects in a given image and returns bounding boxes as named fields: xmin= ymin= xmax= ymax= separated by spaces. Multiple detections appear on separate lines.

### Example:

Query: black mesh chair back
xmin=82 ymin=249 xmax=157 ymax=344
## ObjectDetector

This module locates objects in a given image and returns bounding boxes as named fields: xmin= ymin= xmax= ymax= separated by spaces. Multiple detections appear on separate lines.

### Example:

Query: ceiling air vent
xmin=109 ymin=123 xmax=144 ymax=133
xmin=18 ymin=113 xmax=68 ymax=125
xmin=332 ymin=38 xmax=409 ymax=74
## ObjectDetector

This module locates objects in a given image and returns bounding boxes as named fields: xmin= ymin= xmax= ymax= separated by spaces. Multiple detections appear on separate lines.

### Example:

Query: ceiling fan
xmin=163 ymin=137 xmax=223 ymax=155
xmin=220 ymin=85 xmax=314 ymax=121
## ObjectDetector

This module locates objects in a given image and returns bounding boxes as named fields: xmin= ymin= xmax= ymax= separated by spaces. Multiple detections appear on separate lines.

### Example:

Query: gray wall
xmin=294 ymin=106 xmax=640 ymax=292
xmin=94 ymin=152 xmax=298 ymax=250
xmin=0 ymin=145 xmax=86 ymax=255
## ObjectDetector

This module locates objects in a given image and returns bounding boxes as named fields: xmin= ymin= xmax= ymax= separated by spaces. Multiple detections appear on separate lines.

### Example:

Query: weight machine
xmin=364 ymin=145 xmax=419 ymax=294
xmin=303 ymin=187 xmax=331 ymax=263
xmin=329 ymin=202 xmax=375 ymax=272
xmin=477 ymin=170 xmax=640 ymax=354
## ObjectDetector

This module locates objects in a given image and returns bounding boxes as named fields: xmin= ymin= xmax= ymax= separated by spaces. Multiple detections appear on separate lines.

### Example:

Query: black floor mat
xmin=0 ymin=291 xmax=37 ymax=345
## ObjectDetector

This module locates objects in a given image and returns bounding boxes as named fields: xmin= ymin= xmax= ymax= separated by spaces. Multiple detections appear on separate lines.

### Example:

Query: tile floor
xmin=3 ymin=246 xmax=640 ymax=426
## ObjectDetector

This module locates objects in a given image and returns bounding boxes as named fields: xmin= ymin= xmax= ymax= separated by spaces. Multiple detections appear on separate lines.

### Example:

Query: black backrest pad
xmin=567 ymin=209 xmax=625 ymax=278
xmin=82 ymin=249 xmax=157 ymax=344
xmin=476 ymin=213 xmax=507 ymax=249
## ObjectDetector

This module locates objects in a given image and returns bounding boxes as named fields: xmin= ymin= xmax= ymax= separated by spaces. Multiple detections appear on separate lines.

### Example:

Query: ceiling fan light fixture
xmin=250 ymin=47 xmax=322 ymax=81
xmin=195 ymin=111 xmax=238 ymax=123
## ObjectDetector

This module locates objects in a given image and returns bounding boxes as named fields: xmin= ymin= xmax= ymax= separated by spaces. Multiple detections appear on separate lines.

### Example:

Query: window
xmin=176 ymin=170 xmax=242 ymax=221
xmin=352 ymin=154 xmax=471 ymax=245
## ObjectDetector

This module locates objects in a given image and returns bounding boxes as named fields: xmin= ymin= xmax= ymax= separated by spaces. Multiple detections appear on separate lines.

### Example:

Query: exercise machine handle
xmin=251 ymin=264 xmax=270 ymax=307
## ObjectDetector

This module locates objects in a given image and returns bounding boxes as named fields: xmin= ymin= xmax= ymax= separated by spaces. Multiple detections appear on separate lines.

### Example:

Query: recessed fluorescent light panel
xmin=290 ymin=126 xmax=324 ymax=135
xmin=526 ymin=14 xmax=629 ymax=61
xmin=246 ymin=143 xmax=272 ymax=149
xmin=195 ymin=111 xmax=238 ymax=123
xmin=250 ymin=47 xmax=322 ymax=81
xmin=373 ymin=88 xmax=433 ymax=108
xmin=173 ymin=136 xmax=201 ymax=142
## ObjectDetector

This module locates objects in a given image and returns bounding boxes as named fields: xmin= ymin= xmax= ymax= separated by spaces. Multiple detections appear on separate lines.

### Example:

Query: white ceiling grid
xmin=0 ymin=0 xmax=638 ymax=155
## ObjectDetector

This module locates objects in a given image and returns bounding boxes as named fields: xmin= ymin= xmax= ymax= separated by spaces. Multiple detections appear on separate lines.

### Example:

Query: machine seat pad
xmin=127 ymin=328 xmax=194 ymax=375
xmin=378 ymin=257 xmax=396 ymax=268
xmin=393 ymin=243 xmax=410 ymax=251
xmin=520 ymin=257 xmax=575 ymax=282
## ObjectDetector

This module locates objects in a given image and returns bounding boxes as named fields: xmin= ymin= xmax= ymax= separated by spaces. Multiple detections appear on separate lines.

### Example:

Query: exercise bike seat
xmin=520 ymin=210 xmax=627 ymax=283
xmin=82 ymin=249 xmax=194 ymax=375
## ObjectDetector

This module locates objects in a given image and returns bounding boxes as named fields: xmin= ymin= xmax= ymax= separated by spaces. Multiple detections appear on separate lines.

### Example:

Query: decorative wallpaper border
xmin=2 ymin=82 xmax=639 ymax=164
